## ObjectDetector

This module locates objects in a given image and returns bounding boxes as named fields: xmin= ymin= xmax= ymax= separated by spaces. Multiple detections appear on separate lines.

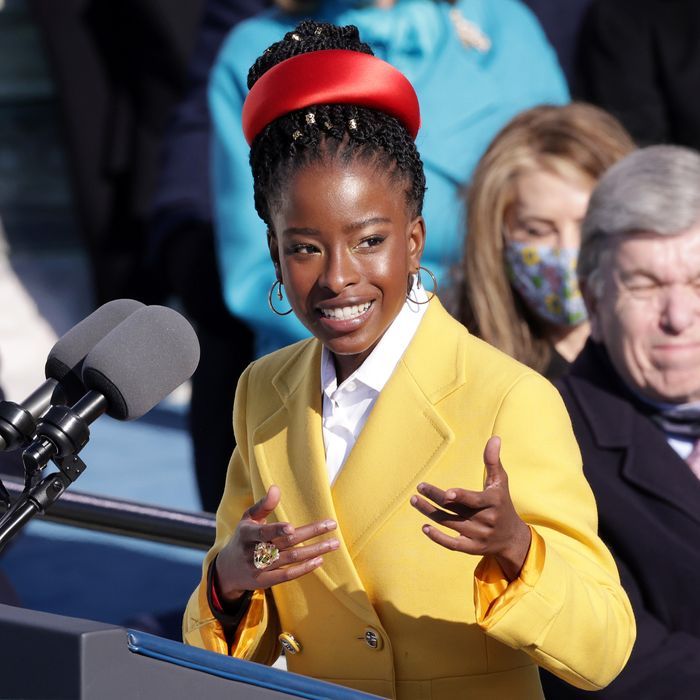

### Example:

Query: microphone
xmin=22 ymin=305 xmax=200 ymax=472
xmin=0 ymin=299 xmax=144 ymax=452
xmin=0 ymin=306 xmax=199 ymax=549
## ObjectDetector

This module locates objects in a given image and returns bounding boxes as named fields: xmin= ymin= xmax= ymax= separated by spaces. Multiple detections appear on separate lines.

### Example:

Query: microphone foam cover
xmin=81 ymin=305 xmax=200 ymax=420
xmin=45 ymin=299 xmax=145 ymax=403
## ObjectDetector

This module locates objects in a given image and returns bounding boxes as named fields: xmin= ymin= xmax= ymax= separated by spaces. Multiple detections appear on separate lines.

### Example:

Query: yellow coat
xmin=184 ymin=299 xmax=635 ymax=699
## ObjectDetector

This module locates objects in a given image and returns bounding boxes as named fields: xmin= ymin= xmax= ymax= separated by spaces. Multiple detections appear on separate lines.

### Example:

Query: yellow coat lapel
xmin=253 ymin=341 xmax=375 ymax=620
xmin=253 ymin=342 xmax=331 ymax=532
xmin=332 ymin=299 xmax=463 ymax=557
xmin=253 ymin=300 xmax=466 ymax=619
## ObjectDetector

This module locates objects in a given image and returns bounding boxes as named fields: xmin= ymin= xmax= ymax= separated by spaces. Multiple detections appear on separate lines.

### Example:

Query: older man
xmin=541 ymin=145 xmax=700 ymax=698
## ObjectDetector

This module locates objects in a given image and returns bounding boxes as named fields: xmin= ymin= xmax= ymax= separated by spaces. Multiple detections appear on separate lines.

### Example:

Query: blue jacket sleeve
xmin=209 ymin=21 xmax=309 ymax=356
xmin=479 ymin=0 xmax=569 ymax=112
xmin=209 ymin=23 xmax=309 ymax=356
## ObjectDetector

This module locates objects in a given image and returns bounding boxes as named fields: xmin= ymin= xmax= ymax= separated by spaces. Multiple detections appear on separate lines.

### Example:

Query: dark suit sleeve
xmin=150 ymin=0 xmax=267 ymax=240
xmin=576 ymin=0 xmax=664 ymax=145
xmin=541 ymin=554 xmax=700 ymax=699
xmin=520 ymin=0 xmax=593 ymax=87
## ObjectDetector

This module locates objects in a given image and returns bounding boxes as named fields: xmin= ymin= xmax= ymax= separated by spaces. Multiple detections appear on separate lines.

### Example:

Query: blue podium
xmin=0 ymin=604 xmax=382 ymax=699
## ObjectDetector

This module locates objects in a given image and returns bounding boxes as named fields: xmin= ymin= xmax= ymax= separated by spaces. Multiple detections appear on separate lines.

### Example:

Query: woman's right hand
xmin=214 ymin=485 xmax=339 ymax=604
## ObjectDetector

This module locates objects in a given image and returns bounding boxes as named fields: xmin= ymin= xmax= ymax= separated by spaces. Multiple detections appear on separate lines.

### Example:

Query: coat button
xmin=278 ymin=632 xmax=302 ymax=655
xmin=362 ymin=627 xmax=383 ymax=650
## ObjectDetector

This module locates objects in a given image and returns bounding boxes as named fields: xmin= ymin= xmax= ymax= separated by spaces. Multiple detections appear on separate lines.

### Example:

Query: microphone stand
xmin=0 ymin=379 xmax=65 ymax=511
xmin=0 ymin=454 xmax=87 ymax=552
xmin=0 ymin=392 xmax=105 ymax=552
xmin=0 ymin=380 xmax=62 ymax=452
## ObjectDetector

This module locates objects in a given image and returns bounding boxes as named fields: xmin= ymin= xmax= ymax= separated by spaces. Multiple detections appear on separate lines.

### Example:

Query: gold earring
xmin=268 ymin=280 xmax=293 ymax=316
xmin=407 ymin=266 xmax=438 ymax=305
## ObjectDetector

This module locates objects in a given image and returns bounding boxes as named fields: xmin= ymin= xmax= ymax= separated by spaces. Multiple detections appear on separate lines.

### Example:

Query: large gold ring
xmin=253 ymin=541 xmax=280 ymax=569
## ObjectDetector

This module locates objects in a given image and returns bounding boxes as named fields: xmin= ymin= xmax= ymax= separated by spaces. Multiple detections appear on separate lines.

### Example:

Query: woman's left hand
xmin=410 ymin=435 xmax=532 ymax=581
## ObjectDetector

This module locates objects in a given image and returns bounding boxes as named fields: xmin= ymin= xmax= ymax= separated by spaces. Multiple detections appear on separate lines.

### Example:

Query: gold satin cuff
xmin=231 ymin=589 xmax=267 ymax=658
xmin=473 ymin=526 xmax=546 ymax=629
xmin=189 ymin=578 xmax=229 ymax=655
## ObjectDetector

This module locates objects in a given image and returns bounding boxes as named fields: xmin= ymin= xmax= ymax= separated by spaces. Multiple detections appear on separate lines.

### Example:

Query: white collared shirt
xmin=668 ymin=435 xmax=695 ymax=461
xmin=628 ymin=388 xmax=699 ymax=461
xmin=320 ymin=281 xmax=429 ymax=484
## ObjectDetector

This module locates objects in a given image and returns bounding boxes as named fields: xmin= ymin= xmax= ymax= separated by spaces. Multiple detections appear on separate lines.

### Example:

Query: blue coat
xmin=209 ymin=0 xmax=569 ymax=356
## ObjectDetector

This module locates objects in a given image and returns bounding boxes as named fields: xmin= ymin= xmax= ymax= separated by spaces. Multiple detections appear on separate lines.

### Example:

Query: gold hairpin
xmin=291 ymin=33 xmax=301 ymax=41
xmin=348 ymin=118 xmax=358 ymax=131
xmin=292 ymin=130 xmax=302 ymax=140
xmin=323 ymin=120 xmax=333 ymax=130
xmin=305 ymin=112 xmax=316 ymax=125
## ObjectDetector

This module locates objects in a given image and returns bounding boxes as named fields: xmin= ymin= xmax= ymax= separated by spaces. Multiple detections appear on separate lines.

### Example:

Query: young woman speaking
xmin=184 ymin=20 xmax=635 ymax=700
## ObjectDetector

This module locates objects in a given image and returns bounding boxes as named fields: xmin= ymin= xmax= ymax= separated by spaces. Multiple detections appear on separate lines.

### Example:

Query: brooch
xmin=449 ymin=8 xmax=492 ymax=53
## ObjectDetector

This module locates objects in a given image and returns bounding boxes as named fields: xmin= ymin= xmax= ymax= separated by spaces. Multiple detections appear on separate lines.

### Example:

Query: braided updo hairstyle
xmin=247 ymin=20 xmax=427 ymax=229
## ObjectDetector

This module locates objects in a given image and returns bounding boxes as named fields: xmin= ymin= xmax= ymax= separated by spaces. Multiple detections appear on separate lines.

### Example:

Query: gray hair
xmin=579 ymin=145 xmax=700 ymax=292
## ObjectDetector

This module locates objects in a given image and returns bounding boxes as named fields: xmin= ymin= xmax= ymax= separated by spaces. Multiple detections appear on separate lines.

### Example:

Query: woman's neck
xmin=548 ymin=321 xmax=590 ymax=362
xmin=333 ymin=352 xmax=366 ymax=386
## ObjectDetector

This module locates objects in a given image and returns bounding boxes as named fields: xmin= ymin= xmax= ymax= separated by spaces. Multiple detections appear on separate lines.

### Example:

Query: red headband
xmin=242 ymin=49 xmax=421 ymax=145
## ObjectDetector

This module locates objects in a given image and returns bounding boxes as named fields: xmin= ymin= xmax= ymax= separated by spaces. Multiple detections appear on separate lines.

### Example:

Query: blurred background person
xmin=210 ymin=0 xmax=569 ymax=360
xmin=577 ymin=0 xmax=700 ymax=151
xmin=542 ymin=145 xmax=700 ymax=699
xmin=0 ymin=0 xmax=212 ymax=639
xmin=28 ymin=0 xmax=268 ymax=513
xmin=149 ymin=0 xmax=266 ymax=513
xmin=453 ymin=103 xmax=634 ymax=379
xmin=27 ymin=0 xmax=204 ymax=307
xmin=521 ymin=0 xmax=594 ymax=87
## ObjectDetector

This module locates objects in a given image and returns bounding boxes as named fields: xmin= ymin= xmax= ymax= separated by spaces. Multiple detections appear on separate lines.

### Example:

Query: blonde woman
xmin=455 ymin=103 xmax=634 ymax=378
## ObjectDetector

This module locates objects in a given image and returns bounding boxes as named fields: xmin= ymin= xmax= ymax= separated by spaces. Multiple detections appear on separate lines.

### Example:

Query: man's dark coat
xmin=541 ymin=340 xmax=700 ymax=698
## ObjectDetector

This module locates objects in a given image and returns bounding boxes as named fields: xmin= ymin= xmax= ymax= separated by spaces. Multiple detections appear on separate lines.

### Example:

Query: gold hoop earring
xmin=268 ymin=280 xmax=293 ymax=316
xmin=407 ymin=266 xmax=438 ymax=305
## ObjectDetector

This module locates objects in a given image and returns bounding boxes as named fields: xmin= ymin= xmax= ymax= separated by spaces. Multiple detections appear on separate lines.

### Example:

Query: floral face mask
xmin=504 ymin=241 xmax=588 ymax=327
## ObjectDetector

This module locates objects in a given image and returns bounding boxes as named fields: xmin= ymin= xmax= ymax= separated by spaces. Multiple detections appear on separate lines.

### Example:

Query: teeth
xmin=320 ymin=302 xmax=371 ymax=320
